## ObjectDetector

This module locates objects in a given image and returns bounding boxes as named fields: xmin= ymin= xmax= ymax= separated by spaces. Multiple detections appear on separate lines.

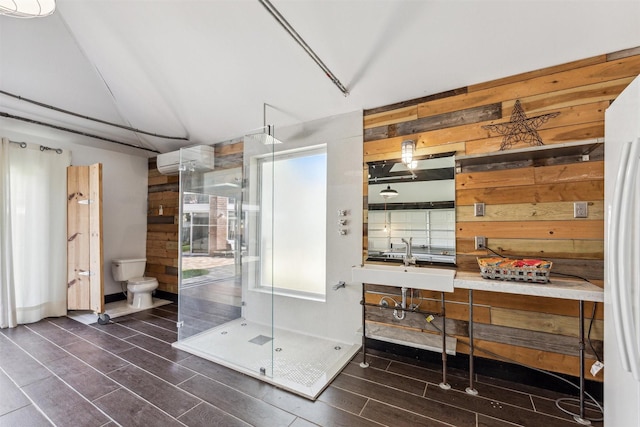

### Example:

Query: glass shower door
xmin=174 ymin=129 xmax=276 ymax=380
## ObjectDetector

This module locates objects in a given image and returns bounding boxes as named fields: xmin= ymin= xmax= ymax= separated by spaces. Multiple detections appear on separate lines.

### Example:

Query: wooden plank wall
xmin=146 ymin=158 xmax=180 ymax=294
xmin=362 ymin=46 xmax=640 ymax=381
xmin=146 ymin=142 xmax=244 ymax=294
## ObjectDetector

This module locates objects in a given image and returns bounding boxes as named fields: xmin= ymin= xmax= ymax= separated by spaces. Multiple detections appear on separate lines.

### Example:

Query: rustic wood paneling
xmin=457 ymin=162 xmax=602 ymax=190
xmin=467 ymin=55 xmax=606 ymax=93
xmin=456 ymin=201 xmax=604 ymax=222
xmin=418 ymin=54 xmax=640 ymax=118
xmin=465 ymin=122 xmax=605 ymax=155
xmin=456 ymin=181 xmax=604 ymax=205
xmin=366 ymin=308 xmax=468 ymax=337
xmin=502 ymin=79 xmax=631 ymax=113
xmin=456 ymin=220 xmax=603 ymax=240
xmin=363 ymin=87 xmax=468 ymax=116
xmin=472 ymin=322 xmax=602 ymax=359
xmin=364 ymin=106 xmax=418 ymax=129
xmin=365 ymin=103 xmax=501 ymax=142
xmin=468 ymin=339 xmax=603 ymax=380
xmin=360 ymin=46 xmax=640 ymax=381
xmin=607 ymin=46 xmax=640 ymax=61
xmin=490 ymin=307 xmax=603 ymax=340
xmin=456 ymin=238 xmax=603 ymax=260
xmin=394 ymin=104 xmax=502 ymax=137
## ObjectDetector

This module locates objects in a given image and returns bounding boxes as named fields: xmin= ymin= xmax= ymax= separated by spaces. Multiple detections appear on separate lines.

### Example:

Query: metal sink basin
xmin=351 ymin=264 xmax=455 ymax=292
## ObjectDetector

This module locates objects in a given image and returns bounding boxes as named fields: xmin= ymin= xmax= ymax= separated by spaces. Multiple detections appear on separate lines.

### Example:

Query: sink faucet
xmin=401 ymin=237 xmax=416 ymax=266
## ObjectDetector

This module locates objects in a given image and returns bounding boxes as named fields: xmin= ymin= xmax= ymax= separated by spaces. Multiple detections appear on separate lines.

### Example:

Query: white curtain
xmin=0 ymin=138 xmax=70 ymax=328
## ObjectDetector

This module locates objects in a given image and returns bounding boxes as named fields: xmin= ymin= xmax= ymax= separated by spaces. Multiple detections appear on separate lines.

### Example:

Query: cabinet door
xmin=67 ymin=164 xmax=103 ymax=313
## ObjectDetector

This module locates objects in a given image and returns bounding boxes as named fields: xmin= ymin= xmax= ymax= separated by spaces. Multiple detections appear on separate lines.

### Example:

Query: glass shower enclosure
xmin=172 ymin=126 xmax=358 ymax=399
xmin=174 ymin=126 xmax=275 ymax=380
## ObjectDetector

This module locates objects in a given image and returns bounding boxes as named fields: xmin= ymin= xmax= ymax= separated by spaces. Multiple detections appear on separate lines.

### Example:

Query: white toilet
xmin=111 ymin=258 xmax=159 ymax=309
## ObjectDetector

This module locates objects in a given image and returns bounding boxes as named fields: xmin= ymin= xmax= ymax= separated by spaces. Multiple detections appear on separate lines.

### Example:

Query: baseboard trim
xmin=154 ymin=290 xmax=178 ymax=303
xmin=104 ymin=290 xmax=178 ymax=304
xmin=104 ymin=293 xmax=126 ymax=304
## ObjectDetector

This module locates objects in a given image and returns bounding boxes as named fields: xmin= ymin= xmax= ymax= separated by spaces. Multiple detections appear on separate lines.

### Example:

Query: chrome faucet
xmin=401 ymin=237 xmax=416 ymax=266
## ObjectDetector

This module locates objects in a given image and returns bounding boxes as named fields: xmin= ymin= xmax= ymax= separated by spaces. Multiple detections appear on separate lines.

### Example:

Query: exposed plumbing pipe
xmin=258 ymin=0 xmax=350 ymax=97
xmin=393 ymin=287 xmax=408 ymax=320
xmin=0 ymin=89 xmax=189 ymax=141
xmin=0 ymin=111 xmax=160 ymax=154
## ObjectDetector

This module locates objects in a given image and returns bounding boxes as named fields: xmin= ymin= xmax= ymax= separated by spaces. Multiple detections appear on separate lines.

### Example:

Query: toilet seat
xmin=128 ymin=277 xmax=156 ymax=285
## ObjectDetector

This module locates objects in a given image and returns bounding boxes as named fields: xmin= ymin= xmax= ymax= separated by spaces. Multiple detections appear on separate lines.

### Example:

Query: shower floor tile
xmin=173 ymin=318 xmax=360 ymax=400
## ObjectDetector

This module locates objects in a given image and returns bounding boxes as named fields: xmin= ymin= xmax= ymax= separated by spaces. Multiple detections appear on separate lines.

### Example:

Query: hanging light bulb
xmin=0 ymin=0 xmax=56 ymax=18
xmin=380 ymin=185 xmax=397 ymax=235
xmin=401 ymin=140 xmax=416 ymax=169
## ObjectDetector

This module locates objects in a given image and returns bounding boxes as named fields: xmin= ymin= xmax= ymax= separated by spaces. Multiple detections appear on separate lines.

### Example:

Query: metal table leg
xmin=466 ymin=289 xmax=478 ymax=395
xmin=556 ymin=300 xmax=593 ymax=424
xmin=574 ymin=300 xmax=590 ymax=425
xmin=360 ymin=283 xmax=369 ymax=368
xmin=439 ymin=292 xmax=451 ymax=390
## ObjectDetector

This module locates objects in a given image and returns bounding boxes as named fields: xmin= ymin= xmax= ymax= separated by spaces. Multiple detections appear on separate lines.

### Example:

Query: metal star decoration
xmin=482 ymin=100 xmax=560 ymax=150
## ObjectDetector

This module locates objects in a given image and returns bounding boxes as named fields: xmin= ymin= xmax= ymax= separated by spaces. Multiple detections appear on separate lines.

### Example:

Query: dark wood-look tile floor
xmin=0 ymin=303 xmax=602 ymax=427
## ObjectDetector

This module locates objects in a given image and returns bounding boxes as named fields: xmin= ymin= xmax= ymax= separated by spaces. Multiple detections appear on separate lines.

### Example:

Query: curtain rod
xmin=1 ymin=111 xmax=161 ymax=154
xmin=9 ymin=140 xmax=63 ymax=153
xmin=40 ymin=145 xmax=63 ymax=154
xmin=11 ymin=139 xmax=66 ymax=154
xmin=9 ymin=140 xmax=27 ymax=148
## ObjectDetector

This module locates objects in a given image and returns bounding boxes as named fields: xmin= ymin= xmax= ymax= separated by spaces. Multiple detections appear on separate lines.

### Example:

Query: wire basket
xmin=477 ymin=257 xmax=552 ymax=284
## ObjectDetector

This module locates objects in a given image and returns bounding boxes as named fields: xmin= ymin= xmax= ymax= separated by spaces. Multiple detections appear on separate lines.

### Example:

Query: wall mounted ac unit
xmin=156 ymin=145 xmax=215 ymax=175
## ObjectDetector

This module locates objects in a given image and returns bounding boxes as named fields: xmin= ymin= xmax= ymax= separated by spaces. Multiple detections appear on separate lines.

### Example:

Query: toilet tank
xmin=112 ymin=258 xmax=147 ymax=281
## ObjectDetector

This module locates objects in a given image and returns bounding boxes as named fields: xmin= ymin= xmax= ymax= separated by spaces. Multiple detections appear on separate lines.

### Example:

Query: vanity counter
xmin=453 ymin=270 xmax=603 ymax=302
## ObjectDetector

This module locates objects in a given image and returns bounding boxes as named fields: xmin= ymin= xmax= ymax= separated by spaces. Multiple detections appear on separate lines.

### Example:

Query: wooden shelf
xmin=455 ymin=139 xmax=604 ymax=173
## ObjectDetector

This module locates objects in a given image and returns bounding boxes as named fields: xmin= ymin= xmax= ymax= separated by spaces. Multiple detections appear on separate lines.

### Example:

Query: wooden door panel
xmin=67 ymin=164 xmax=103 ymax=313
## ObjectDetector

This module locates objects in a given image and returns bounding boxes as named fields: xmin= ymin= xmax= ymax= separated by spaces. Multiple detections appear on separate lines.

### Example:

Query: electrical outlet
xmin=574 ymin=202 xmax=588 ymax=218
xmin=474 ymin=236 xmax=486 ymax=250
xmin=474 ymin=202 xmax=485 ymax=217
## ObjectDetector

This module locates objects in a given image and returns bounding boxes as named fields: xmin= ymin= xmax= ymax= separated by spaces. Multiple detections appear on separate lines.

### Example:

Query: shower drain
xmin=275 ymin=347 xmax=283 ymax=352
xmin=334 ymin=346 xmax=342 ymax=350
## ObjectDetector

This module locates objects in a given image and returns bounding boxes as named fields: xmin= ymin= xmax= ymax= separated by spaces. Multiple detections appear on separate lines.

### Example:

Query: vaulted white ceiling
xmin=1 ymin=0 xmax=639 ymax=156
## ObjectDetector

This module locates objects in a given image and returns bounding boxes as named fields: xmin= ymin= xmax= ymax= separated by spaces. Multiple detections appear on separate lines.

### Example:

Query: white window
xmin=258 ymin=145 xmax=327 ymax=299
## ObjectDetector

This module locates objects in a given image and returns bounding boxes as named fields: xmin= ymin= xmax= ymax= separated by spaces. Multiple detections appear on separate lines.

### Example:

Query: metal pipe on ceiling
xmin=0 ymin=111 xmax=161 ymax=154
xmin=258 ymin=0 xmax=350 ymax=97
xmin=0 ymin=89 xmax=189 ymax=141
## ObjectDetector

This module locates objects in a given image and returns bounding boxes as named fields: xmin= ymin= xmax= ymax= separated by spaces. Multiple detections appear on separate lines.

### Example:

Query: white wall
xmin=243 ymin=110 xmax=364 ymax=345
xmin=72 ymin=147 xmax=148 ymax=297
xmin=1 ymin=127 xmax=149 ymax=297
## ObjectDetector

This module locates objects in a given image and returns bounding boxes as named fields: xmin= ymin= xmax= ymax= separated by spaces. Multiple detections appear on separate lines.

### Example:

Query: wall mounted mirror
xmin=367 ymin=152 xmax=456 ymax=265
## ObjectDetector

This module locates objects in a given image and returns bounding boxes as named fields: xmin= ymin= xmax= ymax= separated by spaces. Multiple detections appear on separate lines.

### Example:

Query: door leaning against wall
xmin=67 ymin=163 xmax=104 ymax=319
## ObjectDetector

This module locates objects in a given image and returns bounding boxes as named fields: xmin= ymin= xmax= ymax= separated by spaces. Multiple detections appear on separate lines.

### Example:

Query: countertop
xmin=454 ymin=271 xmax=604 ymax=302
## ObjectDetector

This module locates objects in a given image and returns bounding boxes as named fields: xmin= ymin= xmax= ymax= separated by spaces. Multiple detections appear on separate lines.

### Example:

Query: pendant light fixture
xmin=0 ymin=0 xmax=56 ymax=18
xmin=401 ymin=139 xmax=417 ymax=169
xmin=380 ymin=185 xmax=398 ymax=234
xmin=379 ymin=185 xmax=398 ymax=199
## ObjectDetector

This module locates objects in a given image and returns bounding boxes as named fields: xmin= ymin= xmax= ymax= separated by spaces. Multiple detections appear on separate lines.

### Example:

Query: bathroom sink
xmin=351 ymin=264 xmax=455 ymax=292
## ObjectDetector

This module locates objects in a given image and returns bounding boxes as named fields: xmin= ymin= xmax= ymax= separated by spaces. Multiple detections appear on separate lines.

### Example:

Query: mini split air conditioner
xmin=156 ymin=145 xmax=215 ymax=175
